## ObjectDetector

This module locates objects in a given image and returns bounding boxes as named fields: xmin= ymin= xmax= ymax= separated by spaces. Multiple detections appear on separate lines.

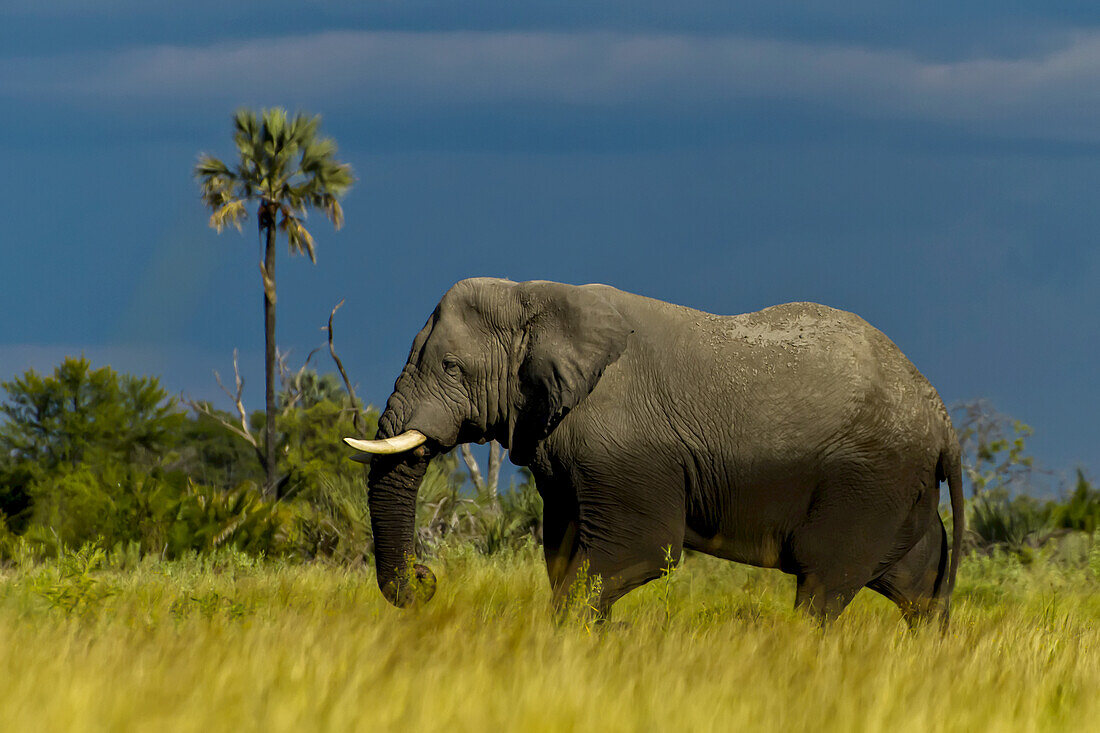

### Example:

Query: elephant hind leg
xmin=866 ymin=516 xmax=949 ymax=629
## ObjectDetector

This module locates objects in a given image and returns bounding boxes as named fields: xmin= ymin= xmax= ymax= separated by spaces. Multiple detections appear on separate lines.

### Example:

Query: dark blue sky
xmin=1 ymin=2 xmax=1096 ymax=488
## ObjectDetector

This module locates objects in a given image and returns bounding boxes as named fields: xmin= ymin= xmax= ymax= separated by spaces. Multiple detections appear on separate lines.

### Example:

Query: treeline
xmin=0 ymin=358 xmax=1097 ymax=565
xmin=0 ymin=357 xmax=541 ymax=562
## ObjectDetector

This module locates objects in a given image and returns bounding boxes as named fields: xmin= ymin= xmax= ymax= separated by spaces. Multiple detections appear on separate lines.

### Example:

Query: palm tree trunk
xmin=262 ymin=210 xmax=278 ymax=496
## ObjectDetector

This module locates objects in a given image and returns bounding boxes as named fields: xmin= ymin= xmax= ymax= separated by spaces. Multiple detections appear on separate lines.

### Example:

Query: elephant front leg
xmin=542 ymin=494 xmax=584 ymax=603
xmin=553 ymin=508 xmax=685 ymax=619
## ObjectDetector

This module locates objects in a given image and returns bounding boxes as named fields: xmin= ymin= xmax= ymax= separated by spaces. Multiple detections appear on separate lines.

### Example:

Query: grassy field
xmin=0 ymin=541 xmax=1097 ymax=732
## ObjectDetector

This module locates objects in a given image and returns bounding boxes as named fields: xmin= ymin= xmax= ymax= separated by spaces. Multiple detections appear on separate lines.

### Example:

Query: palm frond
xmin=300 ymin=137 xmax=337 ymax=173
xmin=197 ymin=178 xmax=234 ymax=210
xmin=209 ymin=200 xmax=247 ymax=233
xmin=232 ymin=109 xmax=261 ymax=163
xmin=289 ymin=113 xmax=320 ymax=146
xmin=280 ymin=208 xmax=317 ymax=263
xmin=194 ymin=155 xmax=233 ymax=179
xmin=194 ymin=154 xmax=240 ymax=210
xmin=322 ymin=195 xmax=345 ymax=230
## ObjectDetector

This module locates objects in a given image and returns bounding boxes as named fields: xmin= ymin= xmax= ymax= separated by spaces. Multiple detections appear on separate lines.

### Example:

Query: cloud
xmin=6 ymin=29 xmax=1100 ymax=141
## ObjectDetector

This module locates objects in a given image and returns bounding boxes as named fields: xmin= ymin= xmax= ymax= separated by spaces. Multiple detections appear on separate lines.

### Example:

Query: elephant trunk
xmin=367 ymin=434 xmax=437 ymax=608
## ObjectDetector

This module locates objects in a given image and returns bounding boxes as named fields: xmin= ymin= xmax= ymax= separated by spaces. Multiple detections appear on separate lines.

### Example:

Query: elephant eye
xmin=442 ymin=357 xmax=462 ymax=377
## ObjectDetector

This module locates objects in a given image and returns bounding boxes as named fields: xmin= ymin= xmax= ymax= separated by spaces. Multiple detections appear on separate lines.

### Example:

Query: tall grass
xmin=0 ymin=540 xmax=1096 ymax=732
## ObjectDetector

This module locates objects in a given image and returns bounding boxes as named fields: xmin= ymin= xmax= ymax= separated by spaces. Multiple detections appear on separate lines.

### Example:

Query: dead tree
xmin=183 ymin=348 xmax=266 ymax=471
xmin=323 ymin=299 xmax=368 ymax=437
xmin=184 ymin=347 xmax=321 ymax=494
xmin=460 ymin=442 xmax=503 ymax=504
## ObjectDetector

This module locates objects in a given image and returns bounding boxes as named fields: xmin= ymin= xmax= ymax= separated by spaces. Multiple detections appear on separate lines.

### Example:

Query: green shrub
xmin=25 ymin=464 xmax=179 ymax=553
xmin=286 ymin=473 xmax=371 ymax=563
xmin=1048 ymin=470 xmax=1100 ymax=534
xmin=30 ymin=543 xmax=116 ymax=616
xmin=967 ymin=490 xmax=1048 ymax=554
xmin=276 ymin=389 xmax=377 ymax=497
xmin=17 ymin=463 xmax=298 ymax=560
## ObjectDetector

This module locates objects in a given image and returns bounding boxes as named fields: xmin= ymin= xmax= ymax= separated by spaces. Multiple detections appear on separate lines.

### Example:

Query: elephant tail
xmin=940 ymin=444 xmax=965 ymax=628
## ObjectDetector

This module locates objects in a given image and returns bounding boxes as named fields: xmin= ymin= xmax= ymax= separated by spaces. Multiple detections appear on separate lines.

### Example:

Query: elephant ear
xmin=510 ymin=282 xmax=631 ymax=457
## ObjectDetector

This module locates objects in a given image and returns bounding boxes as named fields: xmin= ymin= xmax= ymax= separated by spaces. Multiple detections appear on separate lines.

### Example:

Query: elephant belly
xmin=683 ymin=524 xmax=784 ymax=569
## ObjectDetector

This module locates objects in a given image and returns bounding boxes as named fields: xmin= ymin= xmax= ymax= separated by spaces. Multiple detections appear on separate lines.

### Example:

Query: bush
xmin=291 ymin=473 xmax=372 ymax=563
xmin=967 ymin=491 xmax=1049 ymax=554
xmin=1048 ymin=470 xmax=1100 ymax=534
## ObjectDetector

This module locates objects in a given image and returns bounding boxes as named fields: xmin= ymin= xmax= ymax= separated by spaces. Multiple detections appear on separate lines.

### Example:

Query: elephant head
xmin=345 ymin=278 xmax=631 ymax=607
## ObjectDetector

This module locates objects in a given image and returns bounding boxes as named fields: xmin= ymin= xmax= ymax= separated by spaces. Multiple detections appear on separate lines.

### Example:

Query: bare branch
xmin=324 ymin=299 xmax=366 ymax=436
xmin=183 ymin=350 xmax=258 ymax=450
xmin=188 ymin=399 xmax=259 ymax=449
xmin=275 ymin=346 xmax=318 ymax=412
xmin=221 ymin=350 xmax=256 ymax=446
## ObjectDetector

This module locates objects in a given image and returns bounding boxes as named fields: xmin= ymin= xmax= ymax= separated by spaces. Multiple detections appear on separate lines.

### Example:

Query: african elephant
xmin=346 ymin=278 xmax=964 ymax=625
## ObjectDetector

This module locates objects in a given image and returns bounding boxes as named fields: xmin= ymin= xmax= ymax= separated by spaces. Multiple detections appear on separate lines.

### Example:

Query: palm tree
xmin=195 ymin=108 xmax=354 ymax=495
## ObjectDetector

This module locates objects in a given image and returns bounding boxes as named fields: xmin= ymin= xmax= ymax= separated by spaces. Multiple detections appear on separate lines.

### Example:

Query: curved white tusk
xmin=343 ymin=430 xmax=428 ymax=455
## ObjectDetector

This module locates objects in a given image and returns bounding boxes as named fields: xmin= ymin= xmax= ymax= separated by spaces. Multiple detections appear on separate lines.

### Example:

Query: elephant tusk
xmin=344 ymin=430 xmax=428 ymax=455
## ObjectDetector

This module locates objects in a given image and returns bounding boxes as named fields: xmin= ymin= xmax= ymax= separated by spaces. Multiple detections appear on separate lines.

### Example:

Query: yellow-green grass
xmin=0 ymin=544 xmax=1096 ymax=732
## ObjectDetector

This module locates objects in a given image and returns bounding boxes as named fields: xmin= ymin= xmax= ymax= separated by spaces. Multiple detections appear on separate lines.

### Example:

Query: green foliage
xmin=18 ymin=462 xmax=293 ymax=559
xmin=173 ymin=408 xmax=263 ymax=488
xmin=0 ymin=358 xmax=185 ymax=535
xmin=278 ymin=370 xmax=347 ymax=410
xmin=167 ymin=481 xmax=294 ymax=557
xmin=414 ymin=451 xmax=479 ymax=553
xmin=660 ymin=544 xmax=680 ymax=628
xmin=497 ymin=471 xmax=544 ymax=543
xmin=556 ymin=559 xmax=604 ymax=630
xmin=1048 ymin=470 xmax=1100 ymax=533
xmin=292 ymin=474 xmax=372 ymax=563
xmin=31 ymin=543 xmax=116 ymax=616
xmin=967 ymin=490 xmax=1048 ymax=556
xmin=0 ymin=357 xmax=184 ymax=470
xmin=0 ymin=461 xmax=35 ymax=532
xmin=275 ymin=384 xmax=377 ymax=495
xmin=410 ymin=457 xmax=546 ymax=557
xmin=25 ymin=464 xmax=170 ymax=553
xmin=965 ymin=471 xmax=1100 ymax=560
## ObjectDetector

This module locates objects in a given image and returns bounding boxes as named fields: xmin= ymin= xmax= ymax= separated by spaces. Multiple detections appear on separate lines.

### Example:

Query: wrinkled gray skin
xmin=366 ymin=278 xmax=964 ymax=625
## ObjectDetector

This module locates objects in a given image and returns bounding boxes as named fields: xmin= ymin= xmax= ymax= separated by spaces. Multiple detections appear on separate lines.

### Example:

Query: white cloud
xmin=7 ymin=29 xmax=1100 ymax=139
